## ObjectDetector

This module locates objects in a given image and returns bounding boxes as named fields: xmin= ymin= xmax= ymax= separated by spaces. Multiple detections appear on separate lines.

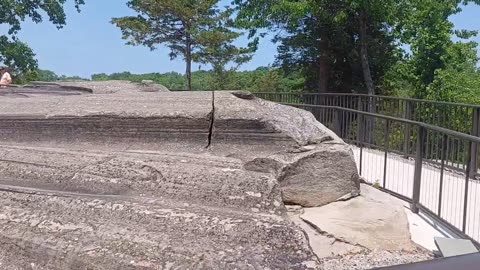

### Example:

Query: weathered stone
xmin=289 ymin=214 xmax=365 ymax=259
xmin=301 ymin=184 xmax=416 ymax=252
xmin=0 ymin=146 xmax=284 ymax=215
xmin=231 ymin=90 xmax=255 ymax=100
xmin=57 ymin=80 xmax=170 ymax=94
xmin=213 ymin=92 xmax=339 ymax=147
xmin=0 ymin=190 xmax=317 ymax=270
xmin=0 ymin=91 xmax=213 ymax=152
xmin=243 ymin=143 xmax=360 ymax=207
xmin=279 ymin=144 xmax=361 ymax=207
xmin=0 ymin=90 xmax=362 ymax=268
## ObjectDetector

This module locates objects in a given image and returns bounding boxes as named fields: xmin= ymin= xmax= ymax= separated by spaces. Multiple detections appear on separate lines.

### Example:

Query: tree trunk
xmin=359 ymin=9 xmax=375 ymax=144
xmin=185 ymin=33 xmax=192 ymax=91
xmin=359 ymin=10 xmax=374 ymax=96
xmin=318 ymin=36 xmax=329 ymax=94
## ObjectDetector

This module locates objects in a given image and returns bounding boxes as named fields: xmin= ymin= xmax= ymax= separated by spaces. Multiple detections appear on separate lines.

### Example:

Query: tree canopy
xmin=233 ymin=0 xmax=480 ymax=100
xmin=112 ymin=0 xmax=253 ymax=90
xmin=0 ymin=0 xmax=84 ymax=81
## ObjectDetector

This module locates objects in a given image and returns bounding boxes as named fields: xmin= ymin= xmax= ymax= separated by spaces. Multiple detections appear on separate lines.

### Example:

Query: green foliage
xmin=90 ymin=67 xmax=304 ymax=92
xmin=36 ymin=69 xmax=59 ymax=82
xmin=0 ymin=36 xmax=37 ymax=76
xmin=396 ymin=0 xmax=480 ymax=98
xmin=0 ymin=0 xmax=84 ymax=80
xmin=425 ymin=39 xmax=480 ymax=103
xmin=234 ymin=0 xmax=402 ymax=94
xmin=0 ymin=0 xmax=84 ymax=35
xmin=112 ymin=0 xmax=253 ymax=90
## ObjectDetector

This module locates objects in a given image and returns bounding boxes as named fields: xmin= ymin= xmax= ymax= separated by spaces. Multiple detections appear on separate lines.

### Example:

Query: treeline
xmin=2 ymin=0 xmax=480 ymax=104
xmin=33 ymin=67 xmax=304 ymax=92
xmin=91 ymin=67 xmax=304 ymax=92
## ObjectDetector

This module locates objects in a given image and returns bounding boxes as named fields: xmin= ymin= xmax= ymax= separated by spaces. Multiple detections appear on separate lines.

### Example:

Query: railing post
xmin=365 ymin=95 xmax=375 ymax=144
xmin=403 ymin=100 xmax=413 ymax=156
xmin=411 ymin=125 xmax=425 ymax=214
xmin=469 ymin=108 xmax=479 ymax=176
xmin=357 ymin=96 xmax=364 ymax=112
xmin=356 ymin=113 xmax=365 ymax=145
xmin=357 ymin=113 xmax=365 ymax=175
xmin=463 ymin=141 xmax=473 ymax=233
xmin=383 ymin=120 xmax=390 ymax=188
xmin=334 ymin=109 xmax=343 ymax=136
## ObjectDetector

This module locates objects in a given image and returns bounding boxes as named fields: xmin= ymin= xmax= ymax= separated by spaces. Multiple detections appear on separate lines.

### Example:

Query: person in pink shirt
xmin=0 ymin=67 xmax=12 ymax=88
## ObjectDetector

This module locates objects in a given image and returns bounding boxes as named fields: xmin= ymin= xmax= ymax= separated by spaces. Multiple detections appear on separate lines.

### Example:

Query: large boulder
xmin=0 ymin=90 xmax=359 ymax=269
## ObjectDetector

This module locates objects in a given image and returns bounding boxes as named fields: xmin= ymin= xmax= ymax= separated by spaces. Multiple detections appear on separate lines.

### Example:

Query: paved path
xmin=351 ymin=146 xmax=480 ymax=242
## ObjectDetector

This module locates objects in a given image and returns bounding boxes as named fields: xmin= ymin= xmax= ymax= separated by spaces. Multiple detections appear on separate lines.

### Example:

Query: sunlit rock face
xmin=0 ymin=85 xmax=359 ymax=269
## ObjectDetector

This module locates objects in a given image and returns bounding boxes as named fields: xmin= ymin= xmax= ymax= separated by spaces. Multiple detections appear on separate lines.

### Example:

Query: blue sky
xmin=5 ymin=0 xmax=480 ymax=78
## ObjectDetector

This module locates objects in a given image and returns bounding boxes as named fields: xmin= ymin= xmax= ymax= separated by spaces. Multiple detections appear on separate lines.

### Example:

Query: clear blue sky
xmin=7 ymin=0 xmax=480 ymax=78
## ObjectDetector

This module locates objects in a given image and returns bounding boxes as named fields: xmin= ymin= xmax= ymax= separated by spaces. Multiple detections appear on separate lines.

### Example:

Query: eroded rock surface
xmin=288 ymin=184 xmax=432 ymax=269
xmin=0 ymin=189 xmax=315 ymax=270
xmin=301 ymin=184 xmax=416 ymax=251
xmin=0 ymin=89 xmax=360 ymax=269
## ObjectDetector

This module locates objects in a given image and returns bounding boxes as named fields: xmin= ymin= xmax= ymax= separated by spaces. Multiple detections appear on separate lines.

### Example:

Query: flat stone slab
xmin=289 ymin=214 xmax=364 ymax=258
xmin=301 ymin=184 xmax=416 ymax=251
xmin=434 ymin=237 xmax=478 ymax=257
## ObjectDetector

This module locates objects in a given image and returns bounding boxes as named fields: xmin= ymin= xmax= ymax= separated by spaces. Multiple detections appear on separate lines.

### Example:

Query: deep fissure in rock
xmin=206 ymin=90 xmax=215 ymax=148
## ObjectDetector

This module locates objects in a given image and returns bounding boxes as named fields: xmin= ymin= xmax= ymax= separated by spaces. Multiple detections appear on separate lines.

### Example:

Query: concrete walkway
xmin=351 ymin=146 xmax=480 ymax=244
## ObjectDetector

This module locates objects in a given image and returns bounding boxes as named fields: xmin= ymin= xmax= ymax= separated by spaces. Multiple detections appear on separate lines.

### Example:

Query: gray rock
xmin=57 ymin=80 xmax=170 ymax=94
xmin=0 ymin=90 xmax=363 ymax=268
xmin=231 ymin=90 xmax=255 ymax=100
xmin=244 ymin=144 xmax=360 ymax=207
xmin=213 ymin=91 xmax=340 ymax=147
xmin=301 ymin=184 xmax=416 ymax=252
xmin=0 ymin=147 xmax=284 ymax=215
xmin=0 ymin=189 xmax=318 ymax=270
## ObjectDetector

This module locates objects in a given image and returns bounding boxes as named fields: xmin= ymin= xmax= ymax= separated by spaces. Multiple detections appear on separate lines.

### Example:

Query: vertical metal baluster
xmin=470 ymin=108 xmax=479 ymax=176
xmin=411 ymin=125 xmax=425 ymax=214
xmin=383 ymin=120 xmax=390 ymax=188
xmin=438 ymin=134 xmax=448 ymax=216
xmin=463 ymin=141 xmax=473 ymax=233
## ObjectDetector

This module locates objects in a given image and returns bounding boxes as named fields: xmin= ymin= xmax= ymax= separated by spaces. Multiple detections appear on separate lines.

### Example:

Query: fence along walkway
xmin=254 ymin=93 xmax=480 ymax=245
xmin=255 ymin=92 xmax=480 ymax=175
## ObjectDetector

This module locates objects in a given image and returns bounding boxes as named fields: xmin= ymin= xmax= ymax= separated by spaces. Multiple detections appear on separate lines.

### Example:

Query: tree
xmin=0 ymin=0 xmax=84 ymax=80
xmin=112 ymin=0 xmax=252 ymax=91
xmin=37 ymin=69 xmax=59 ymax=82
xmin=394 ymin=0 xmax=480 ymax=98
xmin=234 ymin=0 xmax=401 ymax=94
xmin=195 ymin=20 xmax=254 ymax=89
xmin=0 ymin=36 xmax=37 ymax=75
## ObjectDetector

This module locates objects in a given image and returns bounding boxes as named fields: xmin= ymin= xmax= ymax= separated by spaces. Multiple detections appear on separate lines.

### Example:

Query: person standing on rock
xmin=0 ymin=67 xmax=12 ymax=88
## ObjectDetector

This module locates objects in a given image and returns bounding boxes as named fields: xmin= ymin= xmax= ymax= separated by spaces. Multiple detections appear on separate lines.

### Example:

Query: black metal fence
xmin=284 ymin=103 xmax=480 ymax=245
xmin=254 ymin=93 xmax=480 ymax=134
xmin=255 ymin=92 xmax=480 ymax=175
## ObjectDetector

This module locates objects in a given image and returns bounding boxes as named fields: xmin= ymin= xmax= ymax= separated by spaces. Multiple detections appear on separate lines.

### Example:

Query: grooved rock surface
xmin=0 ymin=89 xmax=360 ymax=269
xmin=0 ymin=190 xmax=315 ymax=270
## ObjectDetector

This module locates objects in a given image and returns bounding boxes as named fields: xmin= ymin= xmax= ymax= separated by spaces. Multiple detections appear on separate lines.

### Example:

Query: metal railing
xmin=255 ymin=92 xmax=480 ymax=175
xmin=283 ymin=103 xmax=480 ymax=245
xmin=254 ymin=92 xmax=480 ymax=133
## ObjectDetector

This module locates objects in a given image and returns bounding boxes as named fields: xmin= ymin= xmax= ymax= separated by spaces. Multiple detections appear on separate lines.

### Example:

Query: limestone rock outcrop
xmin=0 ymin=88 xmax=360 ymax=269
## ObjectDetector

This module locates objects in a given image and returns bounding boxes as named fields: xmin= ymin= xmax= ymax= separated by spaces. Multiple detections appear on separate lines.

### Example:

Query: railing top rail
xmin=254 ymin=92 xmax=480 ymax=109
xmin=285 ymin=103 xmax=480 ymax=143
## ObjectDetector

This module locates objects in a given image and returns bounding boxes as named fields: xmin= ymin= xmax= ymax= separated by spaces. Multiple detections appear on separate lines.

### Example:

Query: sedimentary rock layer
xmin=0 ymin=90 xmax=360 ymax=268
